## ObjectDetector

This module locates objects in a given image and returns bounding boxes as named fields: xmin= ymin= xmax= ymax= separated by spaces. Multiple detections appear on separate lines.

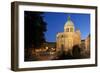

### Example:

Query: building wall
xmin=85 ymin=35 xmax=90 ymax=54
xmin=56 ymin=31 xmax=81 ymax=54
xmin=74 ymin=31 xmax=81 ymax=46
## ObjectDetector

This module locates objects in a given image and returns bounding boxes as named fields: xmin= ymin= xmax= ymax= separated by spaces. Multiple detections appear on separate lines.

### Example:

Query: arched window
xmin=66 ymin=28 xmax=69 ymax=32
xmin=70 ymin=28 xmax=73 ymax=32
xmin=62 ymin=35 xmax=64 ymax=38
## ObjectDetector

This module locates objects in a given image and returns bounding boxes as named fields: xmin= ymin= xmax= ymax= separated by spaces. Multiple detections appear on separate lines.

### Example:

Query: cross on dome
xmin=64 ymin=16 xmax=74 ymax=27
xmin=68 ymin=16 xmax=71 ymax=21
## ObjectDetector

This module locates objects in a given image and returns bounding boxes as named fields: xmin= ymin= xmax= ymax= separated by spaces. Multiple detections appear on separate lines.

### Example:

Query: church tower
xmin=56 ymin=16 xmax=81 ymax=56
xmin=64 ymin=16 xmax=75 ymax=32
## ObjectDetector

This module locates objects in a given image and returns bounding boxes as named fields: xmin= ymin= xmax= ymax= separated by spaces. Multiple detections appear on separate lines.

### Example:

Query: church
xmin=56 ymin=16 xmax=81 ymax=55
xmin=31 ymin=16 xmax=90 ymax=60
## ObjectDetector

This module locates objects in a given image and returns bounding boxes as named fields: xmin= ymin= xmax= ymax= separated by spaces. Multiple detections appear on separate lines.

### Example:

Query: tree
xmin=24 ymin=11 xmax=47 ymax=49
xmin=72 ymin=45 xmax=81 ymax=58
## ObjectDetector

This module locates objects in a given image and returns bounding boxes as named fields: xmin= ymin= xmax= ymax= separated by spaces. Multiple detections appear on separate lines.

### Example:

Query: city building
xmin=85 ymin=34 xmax=90 ymax=57
xmin=56 ymin=16 xmax=90 ymax=56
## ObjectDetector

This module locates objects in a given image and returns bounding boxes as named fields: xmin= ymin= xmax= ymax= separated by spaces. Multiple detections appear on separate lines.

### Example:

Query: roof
xmin=64 ymin=16 xmax=74 ymax=27
xmin=45 ymin=42 xmax=56 ymax=48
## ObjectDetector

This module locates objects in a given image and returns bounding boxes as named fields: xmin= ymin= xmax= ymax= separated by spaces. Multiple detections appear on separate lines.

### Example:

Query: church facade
xmin=56 ymin=16 xmax=81 ymax=55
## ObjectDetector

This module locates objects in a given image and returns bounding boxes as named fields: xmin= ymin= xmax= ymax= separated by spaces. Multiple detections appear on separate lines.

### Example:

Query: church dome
xmin=64 ymin=16 xmax=74 ymax=27
xmin=64 ymin=16 xmax=75 ymax=32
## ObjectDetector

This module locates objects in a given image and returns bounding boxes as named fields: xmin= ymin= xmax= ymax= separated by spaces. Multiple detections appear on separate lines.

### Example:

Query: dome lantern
xmin=64 ymin=16 xmax=75 ymax=32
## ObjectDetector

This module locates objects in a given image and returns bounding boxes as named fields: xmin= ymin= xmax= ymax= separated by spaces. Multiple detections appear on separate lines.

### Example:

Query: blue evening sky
xmin=43 ymin=12 xmax=90 ymax=42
